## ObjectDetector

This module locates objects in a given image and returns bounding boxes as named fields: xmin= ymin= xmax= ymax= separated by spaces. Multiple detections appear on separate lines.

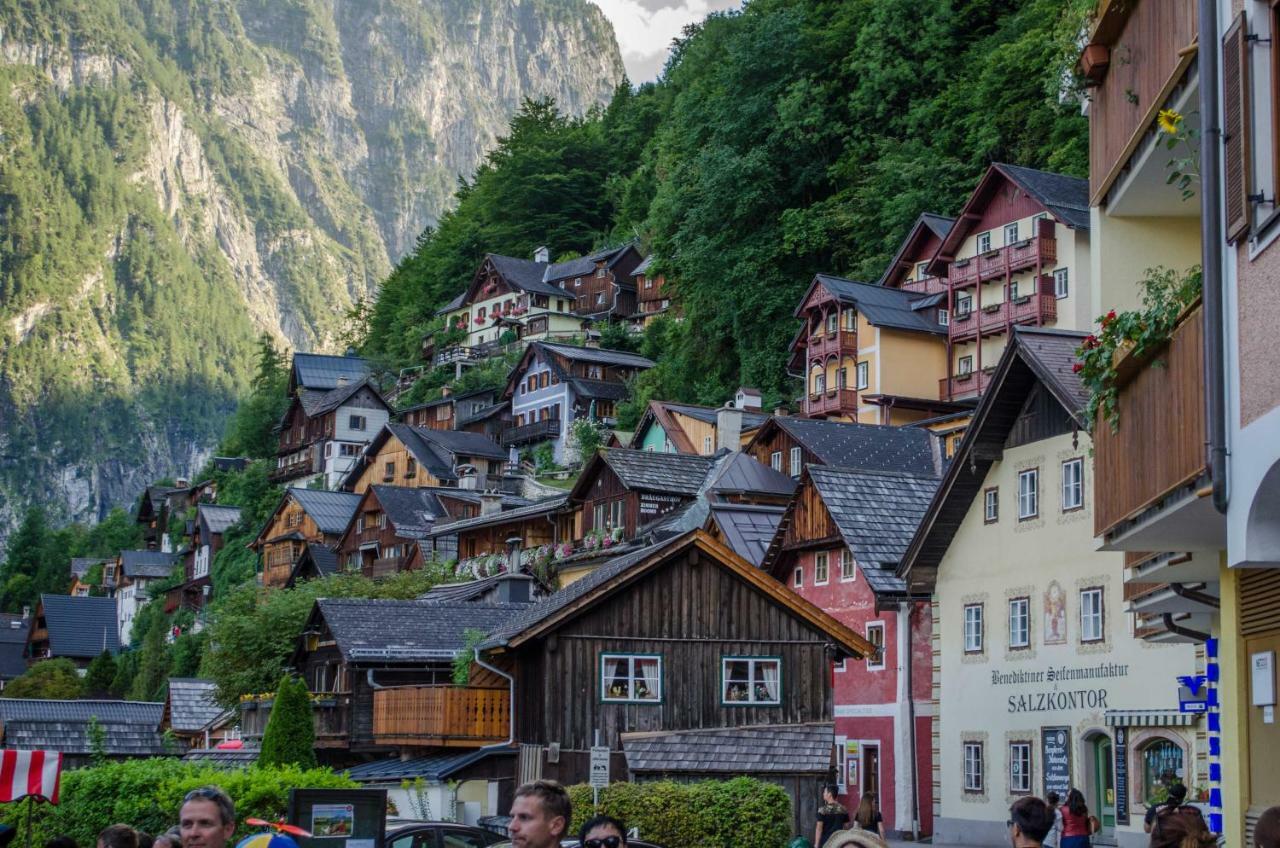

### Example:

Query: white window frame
xmin=703 ymin=435 xmax=713 ymax=455
xmin=771 ymin=451 xmax=783 ymax=472
xmin=1018 ymin=468 xmax=1039 ymax=519
xmin=964 ymin=603 xmax=984 ymax=653
xmin=1003 ymin=222 xmax=1020 ymax=245
xmin=957 ymin=355 xmax=974 ymax=376
xmin=608 ymin=498 xmax=624 ymax=530
xmin=984 ymin=488 xmax=999 ymax=523
xmin=915 ymin=261 xmax=930 ymax=280
xmin=1009 ymin=741 xmax=1032 ymax=794
xmin=964 ymin=741 xmax=984 ymax=792
xmin=1009 ymin=597 xmax=1030 ymax=649
xmin=866 ymin=621 xmax=886 ymax=671
xmin=814 ymin=552 xmax=829 ymax=585
xmin=939 ymin=309 xmax=949 ymax=326
xmin=956 ymin=293 xmax=973 ymax=316
xmin=793 ymin=566 xmax=803 ymax=588
xmin=721 ymin=656 xmax=782 ymax=706
xmin=1081 ymin=588 xmax=1104 ymax=643
xmin=976 ymin=231 xmax=992 ymax=253
xmin=789 ymin=446 xmax=802 ymax=478
xmin=856 ymin=361 xmax=869 ymax=390
xmin=839 ymin=549 xmax=856 ymax=582
xmin=1054 ymin=267 xmax=1069 ymax=299
xmin=600 ymin=653 xmax=662 ymax=703
xmin=1062 ymin=458 xmax=1084 ymax=511
xmin=826 ymin=312 xmax=839 ymax=335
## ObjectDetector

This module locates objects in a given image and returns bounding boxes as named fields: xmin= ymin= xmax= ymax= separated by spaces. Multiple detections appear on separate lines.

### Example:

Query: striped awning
xmin=1105 ymin=709 xmax=1201 ymax=727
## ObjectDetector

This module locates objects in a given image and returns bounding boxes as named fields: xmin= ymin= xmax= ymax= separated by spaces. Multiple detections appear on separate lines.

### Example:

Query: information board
xmin=590 ymin=746 xmax=611 ymax=788
xmin=1113 ymin=727 xmax=1130 ymax=826
xmin=287 ymin=788 xmax=386 ymax=848
xmin=1041 ymin=726 xmax=1071 ymax=798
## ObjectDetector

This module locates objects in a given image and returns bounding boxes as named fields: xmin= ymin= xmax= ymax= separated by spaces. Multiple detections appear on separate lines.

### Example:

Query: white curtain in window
xmin=638 ymin=658 xmax=659 ymax=700
xmin=761 ymin=662 xmax=779 ymax=701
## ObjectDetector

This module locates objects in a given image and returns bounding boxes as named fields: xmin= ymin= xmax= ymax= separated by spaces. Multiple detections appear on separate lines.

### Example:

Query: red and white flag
xmin=0 ymin=750 xmax=62 ymax=803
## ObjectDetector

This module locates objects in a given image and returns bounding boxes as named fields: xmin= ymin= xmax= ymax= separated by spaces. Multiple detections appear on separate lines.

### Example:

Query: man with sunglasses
xmin=577 ymin=816 xmax=626 ymax=848
xmin=179 ymin=787 xmax=236 ymax=848
xmin=508 ymin=780 xmax=571 ymax=848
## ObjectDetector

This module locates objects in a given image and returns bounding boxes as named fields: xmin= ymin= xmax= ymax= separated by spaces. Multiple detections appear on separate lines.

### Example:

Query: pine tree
xmin=130 ymin=614 xmax=171 ymax=701
xmin=83 ymin=649 xmax=118 ymax=696
xmin=258 ymin=675 xmax=317 ymax=769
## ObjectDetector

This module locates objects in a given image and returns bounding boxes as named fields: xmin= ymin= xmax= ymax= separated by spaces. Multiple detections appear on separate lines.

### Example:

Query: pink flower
xmin=1072 ymin=362 xmax=1084 ymax=373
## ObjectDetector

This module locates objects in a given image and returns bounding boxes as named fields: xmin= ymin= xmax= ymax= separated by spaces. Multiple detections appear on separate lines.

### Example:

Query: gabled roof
xmin=419 ymin=573 xmax=538 ymax=603
xmin=707 ymin=503 xmax=786 ymax=567
xmin=877 ymin=212 xmax=955 ymax=287
xmin=288 ymin=488 xmax=363 ymax=535
xmin=488 ymin=254 xmax=563 ymax=296
xmin=285 ymin=544 xmax=340 ymax=588
xmin=755 ymin=417 xmax=941 ymax=477
xmin=536 ymin=341 xmax=655 ymax=368
xmin=415 ymin=428 xmax=509 ymax=461
xmin=570 ymin=449 xmax=716 ymax=500
xmin=119 ymin=550 xmax=178 ymax=579
xmin=297 ymin=378 xmax=388 ymax=419
xmin=898 ymin=327 xmax=1089 ymax=589
xmin=706 ymin=451 xmax=796 ymax=498
xmin=542 ymin=243 xmax=640 ymax=284
xmin=0 ymin=699 xmax=166 ymax=756
xmin=369 ymin=485 xmax=451 ymax=538
xmin=165 ymin=678 xmax=227 ymax=733
xmin=71 ymin=558 xmax=106 ymax=578
xmin=36 ymin=594 xmax=120 ymax=657
xmin=458 ymin=401 xmax=508 ymax=426
xmin=797 ymin=275 xmax=946 ymax=335
xmin=502 ymin=342 xmax=653 ymax=404
xmin=305 ymin=599 xmax=530 ymax=664
xmin=291 ymin=353 xmax=371 ymax=392
xmin=0 ymin=615 xmax=28 ymax=680
xmin=623 ymin=722 xmax=835 ymax=775
xmin=349 ymin=424 xmax=508 ymax=488
xmin=633 ymin=401 xmax=771 ymax=454
xmin=633 ymin=255 xmax=654 ymax=276
xmin=425 ymin=495 xmax=568 ymax=538
xmin=480 ymin=530 xmax=874 ymax=658
xmin=199 ymin=504 xmax=242 ymax=536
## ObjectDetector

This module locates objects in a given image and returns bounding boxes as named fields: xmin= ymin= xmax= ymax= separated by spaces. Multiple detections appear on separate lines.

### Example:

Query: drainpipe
xmin=902 ymin=601 xmax=921 ymax=841
xmin=1162 ymin=613 xmax=1212 ymax=643
xmin=475 ymin=647 xmax=516 ymax=751
xmin=1200 ymin=0 xmax=1229 ymax=514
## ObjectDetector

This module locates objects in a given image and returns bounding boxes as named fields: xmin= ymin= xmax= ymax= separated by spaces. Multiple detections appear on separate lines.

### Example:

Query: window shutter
xmin=1223 ymin=12 xmax=1252 ymax=243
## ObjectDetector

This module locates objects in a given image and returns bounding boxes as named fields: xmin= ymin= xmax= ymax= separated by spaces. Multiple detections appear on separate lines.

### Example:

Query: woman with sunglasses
xmin=577 ymin=815 xmax=627 ymax=848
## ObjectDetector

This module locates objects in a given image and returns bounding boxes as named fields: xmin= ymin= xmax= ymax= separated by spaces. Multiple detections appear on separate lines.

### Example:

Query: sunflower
xmin=1158 ymin=109 xmax=1183 ymax=135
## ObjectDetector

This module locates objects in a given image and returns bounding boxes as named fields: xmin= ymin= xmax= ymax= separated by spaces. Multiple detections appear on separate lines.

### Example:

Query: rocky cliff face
xmin=0 ymin=0 xmax=623 ymax=552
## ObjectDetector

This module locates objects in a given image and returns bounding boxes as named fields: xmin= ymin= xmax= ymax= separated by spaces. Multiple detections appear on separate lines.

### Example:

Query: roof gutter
xmin=1200 ymin=0 xmax=1229 ymax=515
xmin=474 ymin=647 xmax=516 ymax=751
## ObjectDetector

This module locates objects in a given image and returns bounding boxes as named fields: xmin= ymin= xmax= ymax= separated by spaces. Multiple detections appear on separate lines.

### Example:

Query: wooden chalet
xmin=567 ymin=449 xmax=717 ymax=542
xmin=170 ymin=504 xmax=241 ymax=612
xmin=163 ymin=678 xmax=235 ymax=750
xmin=398 ymin=388 xmax=507 ymax=440
xmin=541 ymin=243 xmax=644 ymax=320
xmin=425 ymin=494 xmax=568 ymax=566
xmin=135 ymin=478 xmax=217 ymax=552
xmin=632 ymin=400 xmax=770 ymax=455
xmin=745 ymin=416 xmax=943 ymax=482
xmin=69 ymin=558 xmax=106 ymax=597
xmin=117 ymin=550 xmax=179 ymax=644
xmin=273 ymin=374 xmax=391 ymax=488
xmin=251 ymin=488 xmax=362 ymax=589
xmin=342 ymin=424 xmax=513 ymax=494
xmin=476 ymin=530 xmax=874 ymax=838
xmin=0 ymin=700 xmax=167 ymax=766
xmin=285 ymin=543 xmax=342 ymax=587
xmin=26 ymin=594 xmax=120 ymax=668
xmin=629 ymin=255 xmax=675 ymax=329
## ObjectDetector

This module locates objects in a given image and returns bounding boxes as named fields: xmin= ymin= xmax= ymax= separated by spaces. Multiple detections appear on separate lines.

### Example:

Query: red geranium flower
xmin=1072 ymin=362 xmax=1083 ymax=373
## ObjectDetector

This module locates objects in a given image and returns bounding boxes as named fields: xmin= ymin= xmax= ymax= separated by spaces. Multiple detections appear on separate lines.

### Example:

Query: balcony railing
xmin=805 ymin=389 xmax=858 ymax=417
xmin=239 ymin=694 xmax=351 ymax=747
xmin=947 ymin=222 xmax=1058 ymax=290
xmin=948 ymin=259 xmax=978 ymax=288
xmin=502 ymin=418 xmax=560 ymax=446
xmin=372 ymin=685 xmax=510 ymax=746
xmin=938 ymin=369 xmax=992 ymax=400
xmin=899 ymin=276 xmax=948 ymax=296
xmin=949 ymin=285 xmax=1057 ymax=343
xmin=806 ymin=330 xmax=858 ymax=359
xmin=1094 ymin=302 xmax=1207 ymax=541
xmin=367 ymin=556 xmax=408 ymax=579
xmin=269 ymin=448 xmax=316 ymax=483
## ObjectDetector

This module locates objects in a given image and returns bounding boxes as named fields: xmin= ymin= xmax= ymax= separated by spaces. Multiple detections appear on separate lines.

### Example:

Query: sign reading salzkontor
xmin=991 ymin=662 xmax=1131 ymax=714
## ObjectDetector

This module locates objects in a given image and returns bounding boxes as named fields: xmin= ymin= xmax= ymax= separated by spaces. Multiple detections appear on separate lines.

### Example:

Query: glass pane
xmin=725 ymin=661 xmax=750 ymax=701
xmin=633 ymin=658 xmax=659 ymax=700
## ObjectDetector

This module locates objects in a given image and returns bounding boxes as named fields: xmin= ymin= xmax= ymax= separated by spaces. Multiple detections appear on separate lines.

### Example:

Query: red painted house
xmin=764 ymin=464 xmax=939 ymax=838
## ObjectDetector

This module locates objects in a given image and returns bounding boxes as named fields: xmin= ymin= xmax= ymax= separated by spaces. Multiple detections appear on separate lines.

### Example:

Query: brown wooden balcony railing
xmin=1094 ymin=302 xmax=1206 ymax=539
xmin=502 ymin=418 xmax=560 ymax=446
xmin=938 ymin=369 xmax=992 ymax=400
xmin=239 ymin=694 xmax=351 ymax=746
xmin=899 ymin=276 xmax=948 ymax=296
xmin=806 ymin=330 xmax=858 ymax=359
xmin=372 ymin=685 xmax=510 ymax=746
xmin=949 ymin=259 xmax=978 ymax=288
xmin=269 ymin=449 xmax=315 ymax=482
xmin=805 ymin=389 xmax=858 ymax=417
xmin=367 ymin=556 xmax=408 ymax=579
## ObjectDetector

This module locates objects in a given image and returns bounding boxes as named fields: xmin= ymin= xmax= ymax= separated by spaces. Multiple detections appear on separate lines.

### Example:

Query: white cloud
xmin=591 ymin=0 xmax=725 ymax=81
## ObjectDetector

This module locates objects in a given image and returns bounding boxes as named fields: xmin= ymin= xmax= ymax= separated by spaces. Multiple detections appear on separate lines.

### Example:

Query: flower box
xmin=983 ymin=249 xmax=1002 ymax=259
xmin=1079 ymin=43 xmax=1110 ymax=85
xmin=953 ymin=258 xmax=971 ymax=267
xmin=982 ymin=304 xmax=1001 ymax=314
xmin=1013 ymin=295 xmax=1031 ymax=305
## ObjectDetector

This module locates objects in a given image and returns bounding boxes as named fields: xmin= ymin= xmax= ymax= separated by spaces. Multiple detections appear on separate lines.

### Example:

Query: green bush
xmin=0 ymin=759 xmax=355 ymax=846
xmin=567 ymin=777 xmax=791 ymax=848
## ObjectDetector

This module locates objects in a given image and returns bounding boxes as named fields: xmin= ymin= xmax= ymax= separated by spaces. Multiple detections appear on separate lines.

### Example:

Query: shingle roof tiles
xmin=38 ymin=594 xmax=120 ymax=657
xmin=776 ymin=417 xmax=939 ymax=475
xmin=623 ymin=723 xmax=835 ymax=774
xmin=599 ymin=449 xmax=716 ymax=496
xmin=289 ymin=488 xmax=363 ymax=535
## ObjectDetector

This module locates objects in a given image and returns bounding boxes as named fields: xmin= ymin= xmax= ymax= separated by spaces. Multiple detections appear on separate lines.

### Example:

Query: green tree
xmin=258 ymin=675 xmax=317 ymax=769
xmin=83 ymin=650 xmax=118 ymax=696
xmin=129 ymin=610 xmax=170 ymax=701
xmin=5 ymin=658 xmax=85 ymax=699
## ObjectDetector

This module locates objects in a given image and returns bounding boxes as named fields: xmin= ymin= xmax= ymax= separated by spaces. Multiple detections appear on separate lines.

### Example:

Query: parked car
xmin=383 ymin=821 xmax=506 ymax=848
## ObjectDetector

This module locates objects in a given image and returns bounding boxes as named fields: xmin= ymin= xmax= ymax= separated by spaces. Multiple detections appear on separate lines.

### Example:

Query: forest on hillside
xmin=362 ymin=0 xmax=1094 ymax=419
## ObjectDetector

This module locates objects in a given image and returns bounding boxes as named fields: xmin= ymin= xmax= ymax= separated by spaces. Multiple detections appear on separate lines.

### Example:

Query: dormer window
xmin=915 ymin=261 xmax=930 ymax=280
xmin=596 ymin=266 xmax=607 ymax=278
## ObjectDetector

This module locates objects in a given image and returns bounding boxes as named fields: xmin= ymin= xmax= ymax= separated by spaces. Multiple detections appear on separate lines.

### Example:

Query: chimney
xmin=480 ymin=491 xmax=503 ymax=516
xmin=506 ymin=534 xmax=523 ymax=574
xmin=176 ymin=477 xmax=189 ymax=489
xmin=497 ymin=573 xmax=533 ymax=604
xmin=717 ymin=403 xmax=743 ymax=453
xmin=773 ymin=406 xmax=789 ymax=417
xmin=534 ymin=246 xmax=550 ymax=263
xmin=441 ymin=385 xmax=453 ymax=398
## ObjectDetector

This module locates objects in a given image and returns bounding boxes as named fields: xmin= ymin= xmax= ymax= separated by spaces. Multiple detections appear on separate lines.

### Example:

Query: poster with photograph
xmin=311 ymin=804 xmax=354 ymax=838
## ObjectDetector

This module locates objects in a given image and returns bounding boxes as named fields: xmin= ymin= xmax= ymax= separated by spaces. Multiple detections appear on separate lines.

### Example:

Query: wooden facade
xmin=335 ymin=489 xmax=426 ymax=578
xmin=273 ymin=385 xmax=387 ymax=483
xmin=574 ymin=462 xmax=687 ymax=541
xmin=546 ymin=247 xmax=643 ymax=318
xmin=345 ymin=430 xmax=506 ymax=494
xmin=746 ymin=422 xmax=820 ymax=475
xmin=456 ymin=513 xmax=558 ymax=561
xmin=776 ymin=480 xmax=841 ymax=554
xmin=257 ymin=497 xmax=328 ymax=589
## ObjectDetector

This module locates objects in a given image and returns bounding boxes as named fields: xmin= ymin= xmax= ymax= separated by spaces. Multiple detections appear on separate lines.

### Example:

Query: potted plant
xmin=1080 ymin=43 xmax=1110 ymax=84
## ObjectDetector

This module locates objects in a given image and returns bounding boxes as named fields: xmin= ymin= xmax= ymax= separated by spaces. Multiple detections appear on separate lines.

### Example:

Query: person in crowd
xmin=1255 ymin=806 xmax=1280 ymax=848
xmin=815 ymin=784 xmax=850 ymax=848
xmin=1146 ymin=784 xmax=1189 ymax=833
xmin=136 ymin=833 xmax=154 ymax=848
xmin=179 ymin=786 xmax=236 ymax=848
xmin=45 ymin=838 xmax=78 ymax=848
xmin=1043 ymin=792 xmax=1064 ymax=848
xmin=0 ymin=826 xmax=17 ymax=848
xmin=1148 ymin=807 xmax=1215 ymax=848
xmin=1008 ymin=797 xmax=1056 ymax=848
xmin=153 ymin=829 xmax=182 ymax=848
xmin=853 ymin=792 xmax=885 ymax=840
xmin=577 ymin=815 xmax=627 ymax=848
xmin=825 ymin=831 xmax=888 ymax=848
xmin=508 ymin=779 xmax=570 ymax=848
xmin=1059 ymin=789 xmax=1091 ymax=848
xmin=98 ymin=826 xmax=138 ymax=848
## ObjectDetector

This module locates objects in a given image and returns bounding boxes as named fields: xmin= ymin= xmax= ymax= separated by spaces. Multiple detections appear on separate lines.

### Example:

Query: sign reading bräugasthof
xmin=992 ymin=662 xmax=1130 ymax=714
xmin=1041 ymin=727 xmax=1071 ymax=798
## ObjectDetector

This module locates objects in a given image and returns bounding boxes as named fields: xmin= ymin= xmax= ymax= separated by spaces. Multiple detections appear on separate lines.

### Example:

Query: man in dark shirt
xmin=1008 ymin=796 xmax=1055 ymax=848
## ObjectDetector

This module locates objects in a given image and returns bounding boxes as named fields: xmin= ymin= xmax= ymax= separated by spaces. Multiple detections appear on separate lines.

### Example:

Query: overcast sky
xmin=591 ymin=0 xmax=741 ymax=82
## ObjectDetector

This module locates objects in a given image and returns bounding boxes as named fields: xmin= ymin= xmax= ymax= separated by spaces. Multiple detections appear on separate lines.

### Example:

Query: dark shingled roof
xmin=370 ymin=485 xmax=451 ymax=538
xmin=487 ymin=254 xmax=562 ymax=296
xmin=419 ymin=573 xmax=539 ymax=603
xmin=305 ymin=544 xmax=339 ymax=576
xmin=0 ymin=699 xmax=166 ymax=756
xmin=426 ymin=495 xmax=568 ymax=537
xmin=537 ymin=342 xmax=655 ymax=369
xmin=292 ymin=353 xmax=371 ymax=391
xmin=920 ymin=212 xmax=955 ymax=239
xmin=416 ymin=428 xmax=510 ymax=460
xmin=1011 ymin=326 xmax=1091 ymax=417
xmin=345 ymin=749 xmax=514 ymax=783
xmin=996 ymin=163 xmax=1091 ymax=230
xmin=316 ymin=598 xmax=531 ymax=663
xmin=772 ymin=417 xmax=940 ymax=476
xmin=807 ymin=466 xmax=940 ymax=595
xmin=166 ymin=678 xmax=227 ymax=733
xmin=623 ymin=723 xmax=835 ymax=774
xmin=633 ymin=255 xmax=654 ymax=276
xmin=39 ymin=594 xmax=121 ymax=658
xmin=708 ymin=504 xmax=786 ymax=567
xmin=595 ymin=449 xmax=716 ymax=496
xmin=182 ymin=747 xmax=259 ymax=767
xmin=199 ymin=505 xmax=242 ymax=535
xmin=298 ymin=379 xmax=385 ymax=418
xmin=808 ymin=275 xmax=946 ymax=335
xmin=659 ymin=402 xmax=770 ymax=431
xmin=119 ymin=550 xmax=178 ymax=579
xmin=542 ymin=244 xmax=635 ymax=283
xmin=71 ymin=558 xmax=104 ymax=578
xmin=706 ymin=452 xmax=796 ymax=498
xmin=289 ymin=488 xmax=363 ymax=535
xmin=0 ymin=614 xmax=28 ymax=679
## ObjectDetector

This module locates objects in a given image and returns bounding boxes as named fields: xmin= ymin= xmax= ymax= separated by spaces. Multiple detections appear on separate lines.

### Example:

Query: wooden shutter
xmin=1240 ymin=568 xmax=1280 ymax=636
xmin=1223 ymin=12 xmax=1252 ymax=243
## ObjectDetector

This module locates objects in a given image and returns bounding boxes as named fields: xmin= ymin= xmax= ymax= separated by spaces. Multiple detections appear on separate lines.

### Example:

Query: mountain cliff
xmin=0 ymin=0 xmax=623 ymax=550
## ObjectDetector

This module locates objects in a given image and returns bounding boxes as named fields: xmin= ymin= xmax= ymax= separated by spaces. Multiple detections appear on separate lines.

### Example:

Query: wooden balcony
xmin=269 ymin=448 xmax=316 ymax=483
xmin=502 ymin=418 xmax=560 ymax=446
xmin=1094 ymin=303 xmax=1219 ymax=548
xmin=372 ymin=685 xmax=510 ymax=746
xmin=950 ymin=287 xmax=1056 ymax=343
xmin=239 ymin=694 xmax=351 ymax=747
xmin=948 ymin=259 xmax=978 ymax=288
xmin=805 ymin=389 xmax=858 ymax=417
xmin=807 ymin=330 xmax=858 ymax=359
xmin=899 ymin=276 xmax=948 ymax=296
xmin=939 ymin=369 xmax=992 ymax=401
xmin=948 ymin=224 xmax=1058 ymax=290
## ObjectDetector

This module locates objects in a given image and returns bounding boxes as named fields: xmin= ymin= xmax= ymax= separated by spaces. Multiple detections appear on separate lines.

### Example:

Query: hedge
xmin=0 ymin=759 xmax=356 ymax=847
xmin=567 ymin=778 xmax=792 ymax=848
